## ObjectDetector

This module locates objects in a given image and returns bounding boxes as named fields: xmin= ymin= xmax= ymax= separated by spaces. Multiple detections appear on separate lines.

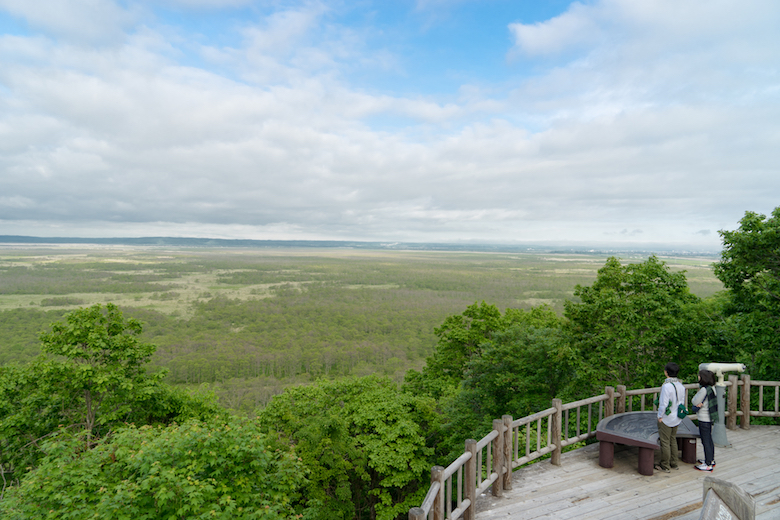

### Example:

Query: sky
xmin=0 ymin=0 xmax=778 ymax=249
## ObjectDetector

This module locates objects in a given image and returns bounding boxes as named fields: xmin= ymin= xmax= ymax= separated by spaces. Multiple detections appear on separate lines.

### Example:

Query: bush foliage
xmin=2 ymin=207 xmax=780 ymax=518
xmin=1 ymin=418 xmax=302 ymax=520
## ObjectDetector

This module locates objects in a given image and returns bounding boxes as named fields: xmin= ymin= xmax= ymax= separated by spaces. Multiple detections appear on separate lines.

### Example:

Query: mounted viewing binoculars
xmin=698 ymin=362 xmax=747 ymax=386
xmin=698 ymin=362 xmax=747 ymax=448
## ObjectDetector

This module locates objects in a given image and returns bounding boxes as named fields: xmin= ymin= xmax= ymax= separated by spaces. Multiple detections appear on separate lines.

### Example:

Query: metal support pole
xmin=712 ymin=383 xmax=731 ymax=448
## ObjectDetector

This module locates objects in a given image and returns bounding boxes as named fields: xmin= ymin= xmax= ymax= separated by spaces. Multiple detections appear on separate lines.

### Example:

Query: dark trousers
xmin=699 ymin=420 xmax=714 ymax=465
xmin=658 ymin=421 xmax=679 ymax=469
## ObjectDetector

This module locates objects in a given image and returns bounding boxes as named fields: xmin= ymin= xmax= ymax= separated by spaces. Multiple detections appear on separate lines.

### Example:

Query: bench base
xmin=599 ymin=441 xmax=655 ymax=475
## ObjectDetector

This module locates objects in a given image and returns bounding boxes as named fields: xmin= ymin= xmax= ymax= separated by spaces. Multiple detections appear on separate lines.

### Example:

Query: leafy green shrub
xmin=565 ymin=256 xmax=703 ymax=391
xmin=0 ymin=304 xmax=221 ymax=482
xmin=150 ymin=291 xmax=180 ymax=301
xmin=0 ymin=418 xmax=303 ymax=520
xmin=257 ymin=375 xmax=438 ymax=520
xmin=39 ymin=296 xmax=85 ymax=306
xmin=714 ymin=206 xmax=780 ymax=382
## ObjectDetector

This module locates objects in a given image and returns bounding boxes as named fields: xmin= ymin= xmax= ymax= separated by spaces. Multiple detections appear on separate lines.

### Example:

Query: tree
xmin=0 ymin=417 xmax=303 ymax=519
xmin=406 ymin=301 xmax=539 ymax=398
xmin=404 ymin=303 xmax=571 ymax=460
xmin=428 ymin=301 xmax=504 ymax=380
xmin=38 ymin=303 xmax=162 ymax=445
xmin=564 ymin=256 xmax=701 ymax=391
xmin=0 ymin=360 xmax=78 ymax=488
xmin=713 ymin=207 xmax=780 ymax=380
xmin=462 ymin=308 xmax=571 ymax=418
xmin=714 ymin=207 xmax=780 ymax=309
xmin=257 ymin=376 xmax=437 ymax=520
xmin=0 ymin=304 xmax=216 ymax=484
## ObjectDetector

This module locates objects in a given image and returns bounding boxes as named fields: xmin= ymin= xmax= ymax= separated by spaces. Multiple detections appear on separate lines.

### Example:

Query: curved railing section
xmin=409 ymin=374 xmax=779 ymax=520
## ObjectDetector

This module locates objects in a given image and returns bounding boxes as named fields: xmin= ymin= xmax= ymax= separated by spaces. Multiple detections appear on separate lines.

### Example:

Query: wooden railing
xmin=408 ymin=374 xmax=780 ymax=520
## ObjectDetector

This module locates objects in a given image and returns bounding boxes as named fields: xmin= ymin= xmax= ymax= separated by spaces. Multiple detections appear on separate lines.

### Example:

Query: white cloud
xmin=508 ymin=2 xmax=601 ymax=57
xmin=0 ymin=0 xmax=777 ymax=246
xmin=241 ymin=4 xmax=326 ymax=55
xmin=0 ymin=0 xmax=139 ymax=44
xmin=154 ymin=0 xmax=254 ymax=7
xmin=509 ymin=0 xmax=780 ymax=59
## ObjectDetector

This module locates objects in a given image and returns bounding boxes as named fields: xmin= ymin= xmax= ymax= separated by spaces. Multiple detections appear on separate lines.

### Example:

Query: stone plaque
xmin=700 ymin=490 xmax=738 ymax=520
xmin=700 ymin=477 xmax=755 ymax=520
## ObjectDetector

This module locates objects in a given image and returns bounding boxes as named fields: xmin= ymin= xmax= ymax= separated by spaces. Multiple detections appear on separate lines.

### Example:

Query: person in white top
xmin=656 ymin=362 xmax=686 ymax=472
xmin=691 ymin=369 xmax=717 ymax=471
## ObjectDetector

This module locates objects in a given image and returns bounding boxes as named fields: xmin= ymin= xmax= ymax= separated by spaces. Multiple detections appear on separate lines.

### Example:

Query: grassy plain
xmin=0 ymin=245 xmax=723 ymax=313
xmin=0 ymin=245 xmax=723 ymax=412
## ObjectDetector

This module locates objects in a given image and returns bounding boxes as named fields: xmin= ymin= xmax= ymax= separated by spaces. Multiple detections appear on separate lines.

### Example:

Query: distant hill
xmin=0 ymin=235 xmax=718 ymax=256
xmin=0 ymin=235 xmax=389 ymax=249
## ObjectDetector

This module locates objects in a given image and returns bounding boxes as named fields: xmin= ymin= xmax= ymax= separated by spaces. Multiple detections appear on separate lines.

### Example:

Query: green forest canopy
xmin=0 ymin=248 xmax=721 ymax=412
xmin=2 ymin=207 xmax=780 ymax=519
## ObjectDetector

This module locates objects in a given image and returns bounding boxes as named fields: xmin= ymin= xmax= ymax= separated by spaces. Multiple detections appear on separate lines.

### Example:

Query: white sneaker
xmin=695 ymin=463 xmax=713 ymax=472
xmin=697 ymin=459 xmax=716 ymax=467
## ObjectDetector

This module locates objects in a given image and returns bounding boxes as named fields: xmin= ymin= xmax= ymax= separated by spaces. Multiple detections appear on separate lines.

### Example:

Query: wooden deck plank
xmin=477 ymin=425 xmax=780 ymax=520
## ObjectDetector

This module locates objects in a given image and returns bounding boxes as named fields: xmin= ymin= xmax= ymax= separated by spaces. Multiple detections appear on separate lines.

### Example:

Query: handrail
xmin=744 ymin=377 xmax=780 ymax=422
xmin=409 ymin=375 xmax=779 ymax=520
xmin=419 ymin=481 xmax=441 ymax=514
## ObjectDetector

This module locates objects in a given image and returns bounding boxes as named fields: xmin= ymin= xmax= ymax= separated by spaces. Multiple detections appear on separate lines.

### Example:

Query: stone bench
xmin=596 ymin=411 xmax=700 ymax=475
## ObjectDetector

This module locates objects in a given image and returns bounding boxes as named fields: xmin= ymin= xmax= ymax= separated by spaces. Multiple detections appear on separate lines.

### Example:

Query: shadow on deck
xmin=476 ymin=425 xmax=780 ymax=520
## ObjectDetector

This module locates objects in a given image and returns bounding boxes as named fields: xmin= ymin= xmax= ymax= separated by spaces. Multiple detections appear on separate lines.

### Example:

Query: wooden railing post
xmin=432 ymin=466 xmax=444 ymax=520
xmin=740 ymin=374 xmax=751 ymax=430
xmin=409 ymin=507 xmax=425 ymax=520
xmin=727 ymin=375 xmax=738 ymax=430
xmin=464 ymin=439 xmax=477 ymax=520
xmin=616 ymin=385 xmax=626 ymax=414
xmin=605 ymin=386 xmax=615 ymax=418
xmin=502 ymin=415 xmax=513 ymax=490
xmin=551 ymin=398 xmax=562 ymax=466
xmin=492 ymin=419 xmax=504 ymax=497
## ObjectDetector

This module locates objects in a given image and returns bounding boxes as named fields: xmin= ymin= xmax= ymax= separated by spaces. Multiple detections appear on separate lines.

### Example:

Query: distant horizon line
xmin=0 ymin=235 xmax=721 ymax=256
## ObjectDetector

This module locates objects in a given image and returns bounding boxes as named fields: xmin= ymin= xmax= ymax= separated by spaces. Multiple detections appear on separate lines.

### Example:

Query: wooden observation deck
xmin=409 ymin=376 xmax=780 ymax=520
xmin=476 ymin=424 xmax=780 ymax=519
